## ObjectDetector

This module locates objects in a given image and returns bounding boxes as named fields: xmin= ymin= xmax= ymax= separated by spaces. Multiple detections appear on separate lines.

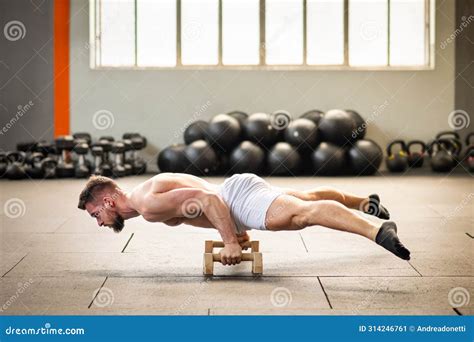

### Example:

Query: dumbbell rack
xmin=203 ymin=240 xmax=263 ymax=276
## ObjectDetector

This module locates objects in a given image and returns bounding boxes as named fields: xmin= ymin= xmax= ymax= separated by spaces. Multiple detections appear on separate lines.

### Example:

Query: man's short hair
xmin=77 ymin=176 xmax=118 ymax=210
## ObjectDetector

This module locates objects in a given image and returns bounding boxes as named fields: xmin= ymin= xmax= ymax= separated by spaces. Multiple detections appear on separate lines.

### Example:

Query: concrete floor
xmin=0 ymin=174 xmax=472 ymax=315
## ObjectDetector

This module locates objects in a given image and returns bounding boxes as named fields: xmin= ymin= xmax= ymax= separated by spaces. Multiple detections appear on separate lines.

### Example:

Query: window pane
xmin=100 ymin=0 xmax=135 ymax=66
xmin=349 ymin=0 xmax=388 ymax=66
xmin=222 ymin=0 xmax=260 ymax=65
xmin=137 ymin=0 xmax=176 ymax=67
xmin=390 ymin=0 xmax=425 ymax=66
xmin=307 ymin=0 xmax=344 ymax=65
xmin=181 ymin=0 xmax=219 ymax=65
xmin=265 ymin=0 xmax=303 ymax=65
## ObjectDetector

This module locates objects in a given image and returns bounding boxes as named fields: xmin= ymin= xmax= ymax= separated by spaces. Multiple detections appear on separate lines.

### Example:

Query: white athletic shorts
xmin=218 ymin=173 xmax=283 ymax=234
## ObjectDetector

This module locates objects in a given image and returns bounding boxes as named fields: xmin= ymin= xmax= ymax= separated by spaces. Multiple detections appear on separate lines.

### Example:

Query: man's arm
xmin=141 ymin=188 xmax=242 ymax=265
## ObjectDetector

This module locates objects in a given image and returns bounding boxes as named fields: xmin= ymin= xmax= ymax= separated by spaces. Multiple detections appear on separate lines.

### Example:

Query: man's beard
xmin=111 ymin=214 xmax=125 ymax=233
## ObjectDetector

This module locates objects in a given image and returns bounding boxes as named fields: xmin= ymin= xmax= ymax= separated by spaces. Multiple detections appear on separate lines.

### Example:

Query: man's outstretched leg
xmin=265 ymin=195 xmax=410 ymax=260
xmin=281 ymin=187 xmax=390 ymax=219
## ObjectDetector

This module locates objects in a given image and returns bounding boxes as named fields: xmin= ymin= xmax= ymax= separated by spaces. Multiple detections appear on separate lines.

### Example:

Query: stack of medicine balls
xmin=158 ymin=109 xmax=383 ymax=176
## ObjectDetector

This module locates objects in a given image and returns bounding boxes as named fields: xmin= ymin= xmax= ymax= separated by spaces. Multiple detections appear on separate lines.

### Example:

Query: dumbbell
xmin=73 ymin=132 xmax=92 ymax=145
xmin=122 ymin=139 xmax=133 ymax=176
xmin=203 ymin=240 xmax=263 ymax=276
xmin=112 ymin=141 xmax=126 ymax=177
xmin=99 ymin=136 xmax=115 ymax=142
xmin=123 ymin=133 xmax=147 ymax=146
xmin=16 ymin=141 xmax=37 ymax=154
xmin=98 ymin=139 xmax=113 ymax=177
xmin=34 ymin=141 xmax=56 ymax=156
xmin=55 ymin=136 xmax=76 ymax=178
xmin=123 ymin=133 xmax=148 ymax=151
xmin=5 ymin=151 xmax=27 ymax=180
xmin=130 ymin=137 xmax=147 ymax=175
xmin=91 ymin=145 xmax=105 ymax=175
xmin=74 ymin=142 xmax=91 ymax=178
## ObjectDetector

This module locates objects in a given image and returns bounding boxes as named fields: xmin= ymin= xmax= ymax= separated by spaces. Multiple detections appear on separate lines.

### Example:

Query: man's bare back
xmin=128 ymin=173 xmax=219 ymax=227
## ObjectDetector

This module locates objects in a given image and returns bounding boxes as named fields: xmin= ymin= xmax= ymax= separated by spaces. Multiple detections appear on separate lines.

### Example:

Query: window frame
xmin=89 ymin=0 xmax=436 ymax=70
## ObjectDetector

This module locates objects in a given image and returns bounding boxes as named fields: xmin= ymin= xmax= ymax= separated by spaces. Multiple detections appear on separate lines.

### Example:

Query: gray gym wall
xmin=69 ymin=0 xmax=457 ymax=172
xmin=455 ymin=0 xmax=474 ymax=137
xmin=0 ymin=0 xmax=54 ymax=152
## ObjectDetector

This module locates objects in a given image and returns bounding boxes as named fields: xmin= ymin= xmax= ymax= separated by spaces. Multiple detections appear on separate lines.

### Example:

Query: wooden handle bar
xmin=211 ymin=253 xmax=255 ymax=262
xmin=211 ymin=241 xmax=252 ymax=248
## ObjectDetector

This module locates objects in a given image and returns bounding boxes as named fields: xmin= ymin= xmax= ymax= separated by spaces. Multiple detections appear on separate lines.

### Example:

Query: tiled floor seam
xmin=2 ymin=254 xmax=28 ymax=277
xmin=317 ymin=276 xmax=333 ymax=309
xmin=121 ymin=233 xmax=135 ymax=253
xmin=88 ymin=276 xmax=109 ymax=309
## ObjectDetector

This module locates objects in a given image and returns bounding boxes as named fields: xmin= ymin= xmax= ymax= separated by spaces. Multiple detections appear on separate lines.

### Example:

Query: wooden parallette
xmin=203 ymin=240 xmax=263 ymax=276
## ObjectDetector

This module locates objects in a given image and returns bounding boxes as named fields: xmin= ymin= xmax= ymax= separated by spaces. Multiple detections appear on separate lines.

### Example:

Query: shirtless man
xmin=78 ymin=173 xmax=410 ymax=265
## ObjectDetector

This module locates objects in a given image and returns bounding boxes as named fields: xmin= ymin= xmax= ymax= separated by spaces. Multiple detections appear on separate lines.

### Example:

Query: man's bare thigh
xmin=265 ymin=195 xmax=309 ymax=231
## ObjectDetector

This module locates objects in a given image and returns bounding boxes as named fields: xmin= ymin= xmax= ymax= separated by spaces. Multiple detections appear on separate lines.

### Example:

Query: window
xmin=90 ymin=0 xmax=435 ymax=69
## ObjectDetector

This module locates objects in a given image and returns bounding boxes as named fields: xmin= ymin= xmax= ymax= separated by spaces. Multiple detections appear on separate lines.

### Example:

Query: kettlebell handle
xmin=386 ymin=140 xmax=407 ymax=156
xmin=407 ymin=140 xmax=426 ymax=154
xmin=465 ymin=132 xmax=474 ymax=147
xmin=6 ymin=151 xmax=26 ymax=164
xmin=436 ymin=138 xmax=458 ymax=155
xmin=439 ymin=138 xmax=462 ymax=156
xmin=436 ymin=131 xmax=460 ymax=140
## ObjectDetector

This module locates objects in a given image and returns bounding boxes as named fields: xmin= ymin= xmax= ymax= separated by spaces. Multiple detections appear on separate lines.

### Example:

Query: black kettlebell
xmin=5 ymin=151 xmax=27 ymax=180
xmin=429 ymin=139 xmax=457 ymax=172
xmin=0 ymin=152 xmax=8 ymax=178
xmin=25 ymin=152 xmax=46 ymax=179
xmin=436 ymin=131 xmax=462 ymax=162
xmin=407 ymin=140 xmax=426 ymax=168
xmin=465 ymin=132 xmax=474 ymax=147
xmin=386 ymin=140 xmax=408 ymax=172
xmin=440 ymin=138 xmax=462 ymax=163
xmin=462 ymin=132 xmax=474 ymax=158
xmin=462 ymin=132 xmax=474 ymax=172
xmin=463 ymin=146 xmax=474 ymax=172
xmin=41 ymin=158 xmax=58 ymax=179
